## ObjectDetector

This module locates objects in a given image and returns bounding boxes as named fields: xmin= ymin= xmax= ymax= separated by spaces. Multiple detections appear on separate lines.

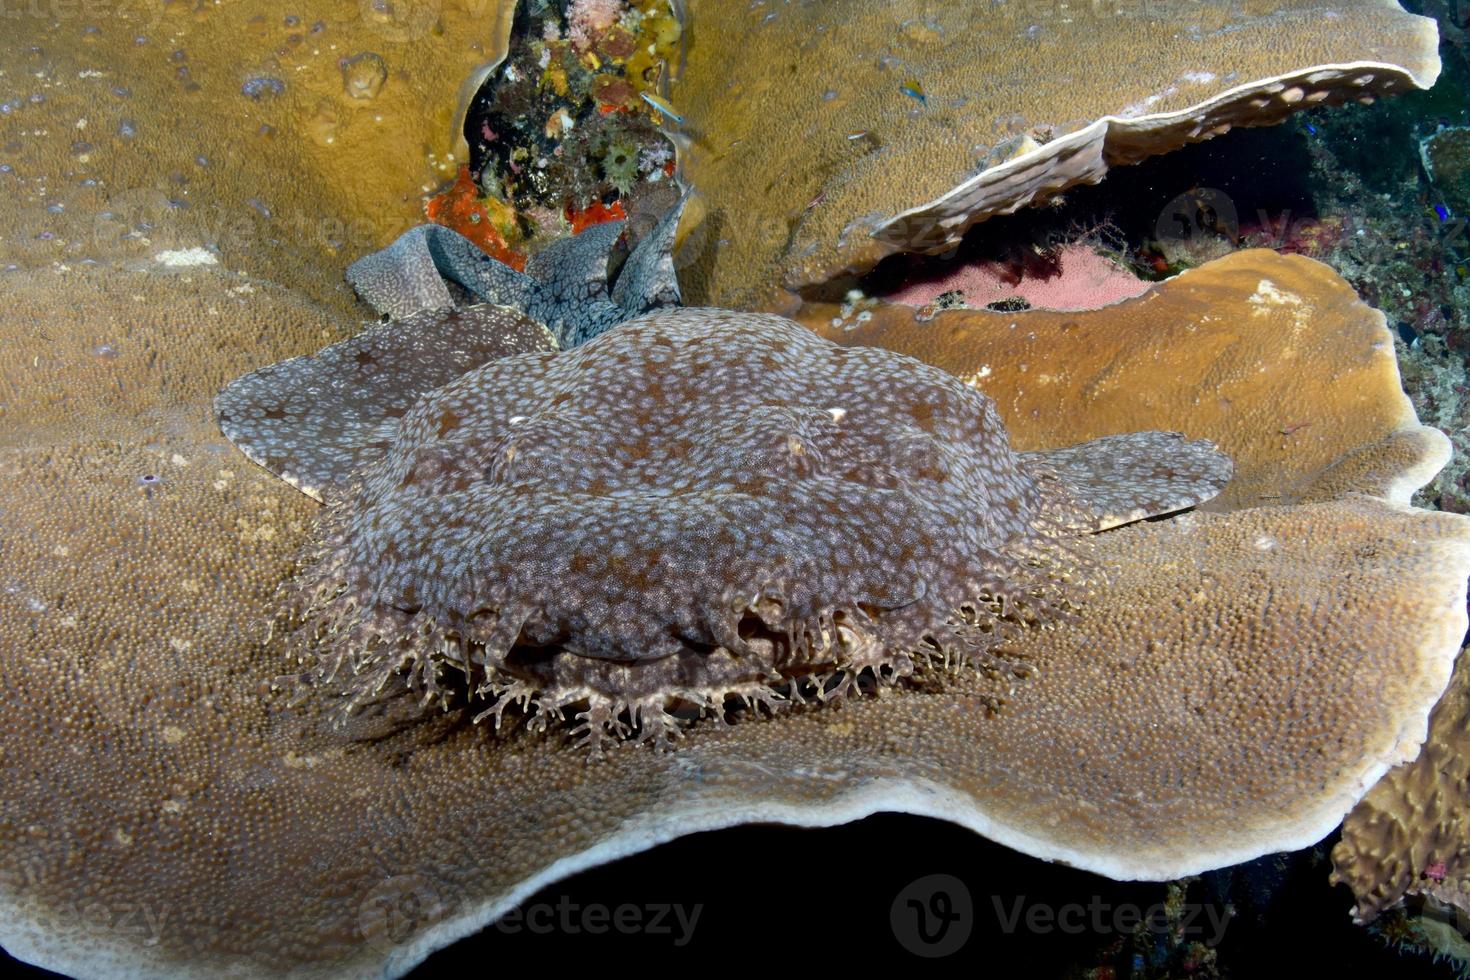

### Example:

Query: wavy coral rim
xmin=866 ymin=47 xmax=1441 ymax=259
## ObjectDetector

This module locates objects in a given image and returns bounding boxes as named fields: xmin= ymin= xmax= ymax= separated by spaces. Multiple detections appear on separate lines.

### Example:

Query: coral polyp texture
xmin=235 ymin=309 xmax=1229 ymax=745
xmin=1333 ymin=643 xmax=1470 ymax=924
xmin=0 ymin=0 xmax=518 ymax=311
xmin=669 ymin=0 xmax=1441 ymax=308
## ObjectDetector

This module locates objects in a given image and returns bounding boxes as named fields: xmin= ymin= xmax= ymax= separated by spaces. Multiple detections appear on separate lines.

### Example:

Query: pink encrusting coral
xmin=884 ymin=245 xmax=1151 ymax=311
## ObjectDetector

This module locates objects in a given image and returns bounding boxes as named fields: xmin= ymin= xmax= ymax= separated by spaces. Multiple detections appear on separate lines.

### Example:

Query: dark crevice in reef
xmin=801 ymin=122 xmax=1323 ymax=307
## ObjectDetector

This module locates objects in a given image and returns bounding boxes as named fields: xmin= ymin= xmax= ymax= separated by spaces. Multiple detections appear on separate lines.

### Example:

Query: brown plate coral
xmin=1333 ymin=634 xmax=1470 ymax=928
xmin=2 ymin=3 xmax=1467 ymax=976
xmin=668 ymin=0 xmax=1442 ymax=309
xmin=0 ymin=0 xmax=517 ymax=311
xmin=2 ymin=243 xmax=1467 ymax=976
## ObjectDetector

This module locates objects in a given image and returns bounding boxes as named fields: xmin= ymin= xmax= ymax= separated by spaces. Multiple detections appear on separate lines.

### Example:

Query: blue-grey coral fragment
xmin=346 ymin=195 xmax=688 ymax=349
xmin=277 ymin=309 xmax=1231 ymax=746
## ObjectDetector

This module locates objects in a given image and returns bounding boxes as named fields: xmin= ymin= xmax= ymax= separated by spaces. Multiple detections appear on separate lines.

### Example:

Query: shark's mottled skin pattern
xmin=247 ymin=311 xmax=1229 ymax=746
xmin=217 ymin=200 xmax=1230 ymax=747
xmin=346 ymin=196 xmax=686 ymax=349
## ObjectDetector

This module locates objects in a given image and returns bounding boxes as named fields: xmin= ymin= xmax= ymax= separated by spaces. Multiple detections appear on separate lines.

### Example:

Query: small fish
xmin=1304 ymin=122 xmax=1318 ymax=136
xmin=640 ymin=92 xmax=685 ymax=126
xmin=900 ymin=78 xmax=926 ymax=105
xmin=1435 ymin=202 xmax=1452 ymax=222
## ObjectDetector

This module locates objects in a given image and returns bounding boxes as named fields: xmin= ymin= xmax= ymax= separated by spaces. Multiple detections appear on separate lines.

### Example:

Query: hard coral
xmin=10 ymin=5 xmax=1470 ymax=978
xmin=5 ymin=245 xmax=1468 ymax=978
xmin=1422 ymin=125 xmax=1470 ymax=218
xmin=798 ymin=249 xmax=1436 ymax=512
xmin=0 ymin=0 xmax=515 ymax=310
xmin=1334 ymin=642 xmax=1470 ymax=923
xmin=670 ymin=0 xmax=1442 ymax=309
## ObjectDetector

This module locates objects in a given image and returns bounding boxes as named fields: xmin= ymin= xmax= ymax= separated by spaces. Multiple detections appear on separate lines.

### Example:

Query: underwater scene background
xmin=3 ymin=0 xmax=1470 ymax=976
